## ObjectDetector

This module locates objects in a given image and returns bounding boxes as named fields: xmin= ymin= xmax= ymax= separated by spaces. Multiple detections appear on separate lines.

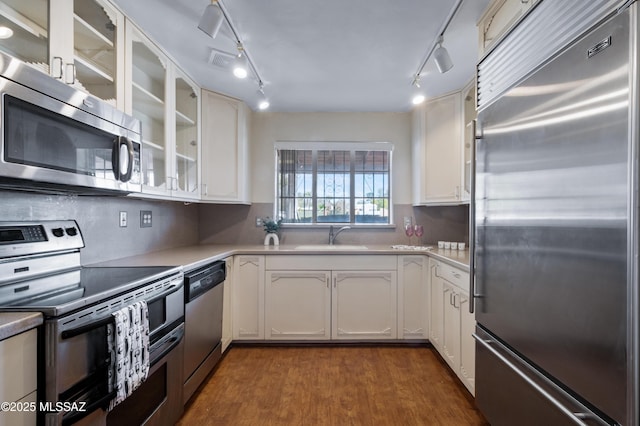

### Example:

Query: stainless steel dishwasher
xmin=183 ymin=260 xmax=226 ymax=403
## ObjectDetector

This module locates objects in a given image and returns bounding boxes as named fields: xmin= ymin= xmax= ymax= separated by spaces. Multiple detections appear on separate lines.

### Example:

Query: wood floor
xmin=178 ymin=345 xmax=489 ymax=426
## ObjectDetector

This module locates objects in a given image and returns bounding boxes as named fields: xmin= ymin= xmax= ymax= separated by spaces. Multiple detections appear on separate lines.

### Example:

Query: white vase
xmin=264 ymin=233 xmax=279 ymax=246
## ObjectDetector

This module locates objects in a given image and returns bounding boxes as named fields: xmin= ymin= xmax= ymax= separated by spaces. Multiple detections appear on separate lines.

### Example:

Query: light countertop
xmin=0 ymin=312 xmax=43 ymax=341
xmin=92 ymin=244 xmax=470 ymax=272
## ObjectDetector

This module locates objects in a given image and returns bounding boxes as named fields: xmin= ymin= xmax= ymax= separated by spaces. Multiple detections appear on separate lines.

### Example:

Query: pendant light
xmin=198 ymin=0 xmax=224 ymax=39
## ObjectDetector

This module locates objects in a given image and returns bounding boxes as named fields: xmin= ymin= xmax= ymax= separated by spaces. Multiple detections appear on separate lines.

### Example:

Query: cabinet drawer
xmin=436 ymin=261 xmax=469 ymax=291
xmin=0 ymin=329 xmax=37 ymax=403
xmin=266 ymin=255 xmax=397 ymax=271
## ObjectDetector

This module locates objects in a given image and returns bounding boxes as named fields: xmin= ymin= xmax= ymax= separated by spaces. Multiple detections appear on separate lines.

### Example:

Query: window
xmin=276 ymin=142 xmax=392 ymax=225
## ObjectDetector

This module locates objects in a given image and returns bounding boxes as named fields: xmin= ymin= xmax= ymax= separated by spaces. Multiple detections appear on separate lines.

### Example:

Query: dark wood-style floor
xmin=178 ymin=345 xmax=489 ymax=425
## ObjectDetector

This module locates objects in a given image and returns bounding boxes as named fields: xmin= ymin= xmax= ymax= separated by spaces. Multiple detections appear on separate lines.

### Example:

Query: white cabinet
xmin=332 ymin=270 xmax=397 ymax=340
xmin=478 ymin=0 xmax=539 ymax=57
xmin=397 ymin=256 xmax=429 ymax=339
xmin=265 ymin=271 xmax=331 ymax=340
xmin=412 ymin=91 xmax=464 ymax=205
xmin=221 ymin=256 xmax=234 ymax=352
xmin=200 ymin=90 xmax=250 ymax=203
xmin=461 ymin=80 xmax=476 ymax=203
xmin=0 ymin=328 xmax=37 ymax=426
xmin=126 ymin=22 xmax=200 ymax=200
xmin=264 ymin=255 xmax=397 ymax=341
xmin=429 ymin=260 xmax=444 ymax=351
xmin=233 ymin=255 xmax=264 ymax=340
xmin=430 ymin=259 xmax=475 ymax=394
xmin=0 ymin=0 xmax=124 ymax=105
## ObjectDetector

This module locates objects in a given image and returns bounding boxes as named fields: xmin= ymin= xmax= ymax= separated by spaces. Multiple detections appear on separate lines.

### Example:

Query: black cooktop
xmin=0 ymin=266 xmax=180 ymax=317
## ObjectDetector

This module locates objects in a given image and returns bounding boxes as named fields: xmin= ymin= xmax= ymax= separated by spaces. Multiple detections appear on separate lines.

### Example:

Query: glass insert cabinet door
xmin=73 ymin=0 xmax=121 ymax=106
xmin=0 ymin=0 xmax=49 ymax=73
xmin=129 ymin=25 xmax=167 ymax=192
xmin=0 ymin=0 xmax=121 ymax=105
xmin=174 ymin=75 xmax=198 ymax=195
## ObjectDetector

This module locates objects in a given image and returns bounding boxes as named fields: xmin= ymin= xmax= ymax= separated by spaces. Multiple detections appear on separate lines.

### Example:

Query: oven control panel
xmin=0 ymin=220 xmax=85 ymax=259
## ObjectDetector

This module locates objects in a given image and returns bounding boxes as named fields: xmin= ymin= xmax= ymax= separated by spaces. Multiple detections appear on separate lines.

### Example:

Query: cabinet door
xmin=233 ymin=255 xmax=265 ymax=340
xmin=126 ymin=22 xmax=169 ymax=195
xmin=459 ymin=290 xmax=476 ymax=394
xmin=0 ymin=0 xmax=50 ymax=74
xmin=414 ymin=92 xmax=463 ymax=205
xmin=397 ymin=256 xmax=428 ymax=339
xmin=429 ymin=261 xmax=444 ymax=351
xmin=72 ymin=0 xmax=124 ymax=106
xmin=442 ymin=281 xmax=461 ymax=372
xmin=201 ymin=90 xmax=248 ymax=203
xmin=0 ymin=328 xmax=37 ymax=404
xmin=173 ymin=71 xmax=199 ymax=199
xmin=221 ymin=257 xmax=234 ymax=352
xmin=265 ymin=271 xmax=331 ymax=340
xmin=332 ymin=271 xmax=397 ymax=340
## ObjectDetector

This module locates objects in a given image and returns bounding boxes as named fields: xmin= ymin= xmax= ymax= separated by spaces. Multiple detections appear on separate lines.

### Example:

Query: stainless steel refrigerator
xmin=472 ymin=2 xmax=638 ymax=426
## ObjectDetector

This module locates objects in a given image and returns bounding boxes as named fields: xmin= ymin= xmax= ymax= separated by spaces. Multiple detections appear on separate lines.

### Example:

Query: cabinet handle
xmin=453 ymin=293 xmax=460 ymax=309
xmin=333 ymin=276 xmax=337 ymax=288
xmin=52 ymin=56 xmax=64 ymax=79
xmin=326 ymin=277 xmax=330 ymax=288
xmin=203 ymin=183 xmax=208 ymax=196
xmin=451 ymin=271 xmax=461 ymax=279
xmin=65 ymin=63 xmax=76 ymax=84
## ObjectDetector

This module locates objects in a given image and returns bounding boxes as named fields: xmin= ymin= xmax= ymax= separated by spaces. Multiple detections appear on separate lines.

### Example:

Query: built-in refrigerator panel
xmin=475 ymin=7 xmax=630 ymax=425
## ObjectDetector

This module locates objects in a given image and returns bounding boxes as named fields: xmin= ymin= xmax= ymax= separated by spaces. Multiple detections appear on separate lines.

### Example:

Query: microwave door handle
xmin=111 ymin=137 xmax=120 ymax=180
xmin=120 ymin=137 xmax=134 ymax=182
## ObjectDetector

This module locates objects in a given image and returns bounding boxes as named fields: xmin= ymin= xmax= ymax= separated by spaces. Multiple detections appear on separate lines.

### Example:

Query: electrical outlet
xmin=256 ymin=217 xmax=263 ymax=227
xmin=403 ymin=216 xmax=412 ymax=228
xmin=119 ymin=211 xmax=127 ymax=227
xmin=140 ymin=210 xmax=152 ymax=228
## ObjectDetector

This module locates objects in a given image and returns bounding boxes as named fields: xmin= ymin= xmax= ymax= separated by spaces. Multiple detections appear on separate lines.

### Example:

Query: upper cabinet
xmin=125 ymin=22 xmax=200 ymax=200
xmin=412 ymin=91 xmax=464 ymax=205
xmin=0 ymin=0 xmax=124 ymax=106
xmin=201 ymin=90 xmax=250 ymax=204
xmin=478 ymin=0 xmax=539 ymax=58
xmin=461 ymin=80 xmax=476 ymax=203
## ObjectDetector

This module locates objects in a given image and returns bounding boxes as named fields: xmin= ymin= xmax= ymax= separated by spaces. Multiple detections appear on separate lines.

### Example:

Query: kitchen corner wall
xmin=198 ymin=110 xmax=468 ymax=246
xmin=1 ymin=190 xmax=199 ymax=265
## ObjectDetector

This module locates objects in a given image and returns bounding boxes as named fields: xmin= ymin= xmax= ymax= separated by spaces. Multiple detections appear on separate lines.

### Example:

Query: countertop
xmin=93 ymin=244 xmax=470 ymax=272
xmin=0 ymin=312 xmax=43 ymax=341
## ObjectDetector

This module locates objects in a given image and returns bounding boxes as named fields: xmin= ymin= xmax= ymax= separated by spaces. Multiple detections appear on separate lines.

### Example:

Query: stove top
xmin=0 ymin=265 xmax=181 ymax=317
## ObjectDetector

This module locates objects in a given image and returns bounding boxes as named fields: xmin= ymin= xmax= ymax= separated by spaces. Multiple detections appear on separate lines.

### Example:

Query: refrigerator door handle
xmin=473 ymin=333 xmax=592 ymax=426
xmin=469 ymin=119 xmax=479 ymax=313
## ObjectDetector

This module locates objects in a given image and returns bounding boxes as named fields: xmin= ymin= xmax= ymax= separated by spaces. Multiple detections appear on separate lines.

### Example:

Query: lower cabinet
xmin=430 ymin=258 xmax=476 ymax=394
xmin=233 ymin=255 xmax=265 ymax=340
xmin=332 ymin=270 xmax=397 ymax=340
xmin=265 ymin=271 xmax=331 ymax=340
xmin=398 ymin=256 xmax=429 ymax=339
xmin=264 ymin=255 xmax=399 ymax=341
xmin=221 ymin=256 xmax=234 ymax=352
xmin=0 ymin=328 xmax=38 ymax=426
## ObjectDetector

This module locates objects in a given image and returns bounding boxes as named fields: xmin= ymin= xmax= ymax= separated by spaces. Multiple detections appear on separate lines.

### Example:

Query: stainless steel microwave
xmin=0 ymin=51 xmax=141 ymax=194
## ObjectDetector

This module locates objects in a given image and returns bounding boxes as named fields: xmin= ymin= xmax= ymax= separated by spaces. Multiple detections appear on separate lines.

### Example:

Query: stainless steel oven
xmin=0 ymin=50 xmax=141 ymax=194
xmin=0 ymin=221 xmax=185 ymax=426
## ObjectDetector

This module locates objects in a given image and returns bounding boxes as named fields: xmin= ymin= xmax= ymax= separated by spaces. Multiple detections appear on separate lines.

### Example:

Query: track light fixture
xmin=411 ymin=75 xmax=425 ymax=105
xmin=257 ymin=84 xmax=270 ymax=110
xmin=433 ymin=36 xmax=453 ymax=74
xmin=233 ymin=44 xmax=249 ymax=79
xmin=198 ymin=0 xmax=224 ymax=39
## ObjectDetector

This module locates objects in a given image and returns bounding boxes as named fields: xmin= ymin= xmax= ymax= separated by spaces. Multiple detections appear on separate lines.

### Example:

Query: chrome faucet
xmin=328 ymin=225 xmax=351 ymax=245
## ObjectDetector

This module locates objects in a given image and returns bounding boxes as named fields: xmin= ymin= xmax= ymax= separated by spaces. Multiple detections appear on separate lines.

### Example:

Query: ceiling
xmin=111 ymin=0 xmax=490 ymax=112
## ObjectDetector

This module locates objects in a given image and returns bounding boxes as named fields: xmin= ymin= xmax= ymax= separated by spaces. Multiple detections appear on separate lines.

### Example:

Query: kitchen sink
xmin=294 ymin=244 xmax=368 ymax=250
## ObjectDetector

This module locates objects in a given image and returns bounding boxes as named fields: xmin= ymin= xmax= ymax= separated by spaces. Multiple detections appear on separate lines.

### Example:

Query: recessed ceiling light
xmin=0 ymin=26 xmax=14 ymax=39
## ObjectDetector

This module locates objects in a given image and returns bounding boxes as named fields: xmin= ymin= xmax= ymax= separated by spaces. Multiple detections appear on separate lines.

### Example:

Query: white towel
xmin=107 ymin=300 xmax=150 ymax=411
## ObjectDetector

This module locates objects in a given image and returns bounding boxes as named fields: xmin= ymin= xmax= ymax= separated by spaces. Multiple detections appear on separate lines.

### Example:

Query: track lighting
xmin=433 ymin=36 xmax=453 ymax=74
xmin=198 ymin=1 xmax=224 ymax=39
xmin=411 ymin=76 xmax=425 ymax=105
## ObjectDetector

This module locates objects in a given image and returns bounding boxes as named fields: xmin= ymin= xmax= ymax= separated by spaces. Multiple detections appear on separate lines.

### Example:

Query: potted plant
xmin=262 ymin=217 xmax=282 ymax=246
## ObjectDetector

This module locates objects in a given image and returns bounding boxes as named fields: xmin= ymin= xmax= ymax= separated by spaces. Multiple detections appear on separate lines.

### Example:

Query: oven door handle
xmin=150 ymin=325 xmax=184 ymax=366
xmin=61 ymin=316 xmax=114 ymax=340
xmin=61 ymin=390 xmax=117 ymax=426
xmin=147 ymin=282 xmax=183 ymax=305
